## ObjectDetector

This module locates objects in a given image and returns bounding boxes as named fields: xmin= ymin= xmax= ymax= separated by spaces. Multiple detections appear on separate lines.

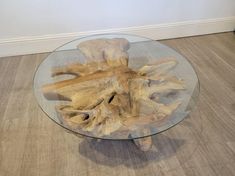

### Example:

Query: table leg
xmin=133 ymin=136 xmax=152 ymax=151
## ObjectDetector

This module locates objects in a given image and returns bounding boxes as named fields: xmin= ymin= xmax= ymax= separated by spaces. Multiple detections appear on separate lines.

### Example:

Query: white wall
xmin=1 ymin=0 xmax=235 ymax=39
xmin=0 ymin=0 xmax=235 ymax=57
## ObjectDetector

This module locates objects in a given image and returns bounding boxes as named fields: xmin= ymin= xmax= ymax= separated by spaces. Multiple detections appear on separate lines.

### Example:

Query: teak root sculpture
xmin=42 ymin=38 xmax=185 ymax=151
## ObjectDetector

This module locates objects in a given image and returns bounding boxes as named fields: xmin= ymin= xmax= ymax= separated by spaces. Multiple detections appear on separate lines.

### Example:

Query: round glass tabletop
xmin=34 ymin=34 xmax=199 ymax=140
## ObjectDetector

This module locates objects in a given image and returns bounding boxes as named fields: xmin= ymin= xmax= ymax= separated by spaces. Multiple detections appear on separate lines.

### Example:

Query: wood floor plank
xmin=0 ymin=32 xmax=234 ymax=176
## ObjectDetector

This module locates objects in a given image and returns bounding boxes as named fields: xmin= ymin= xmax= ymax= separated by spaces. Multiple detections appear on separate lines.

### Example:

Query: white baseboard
xmin=0 ymin=17 xmax=235 ymax=57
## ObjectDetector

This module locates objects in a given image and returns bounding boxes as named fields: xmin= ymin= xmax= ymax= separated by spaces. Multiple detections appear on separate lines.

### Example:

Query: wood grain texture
xmin=0 ymin=32 xmax=235 ymax=176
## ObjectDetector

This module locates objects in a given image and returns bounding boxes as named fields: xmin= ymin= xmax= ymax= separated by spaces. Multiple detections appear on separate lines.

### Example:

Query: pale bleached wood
xmin=42 ymin=39 xmax=184 ymax=144
xmin=0 ymin=32 xmax=234 ymax=176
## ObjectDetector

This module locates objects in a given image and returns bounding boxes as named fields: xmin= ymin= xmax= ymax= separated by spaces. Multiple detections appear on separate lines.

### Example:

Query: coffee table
xmin=33 ymin=34 xmax=199 ymax=151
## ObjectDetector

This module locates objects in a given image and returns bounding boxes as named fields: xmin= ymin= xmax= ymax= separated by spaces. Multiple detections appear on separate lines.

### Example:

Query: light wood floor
xmin=0 ymin=32 xmax=234 ymax=176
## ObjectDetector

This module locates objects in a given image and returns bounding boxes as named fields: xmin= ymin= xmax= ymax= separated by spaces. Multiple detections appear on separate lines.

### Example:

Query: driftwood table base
xmin=34 ymin=35 xmax=197 ymax=147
